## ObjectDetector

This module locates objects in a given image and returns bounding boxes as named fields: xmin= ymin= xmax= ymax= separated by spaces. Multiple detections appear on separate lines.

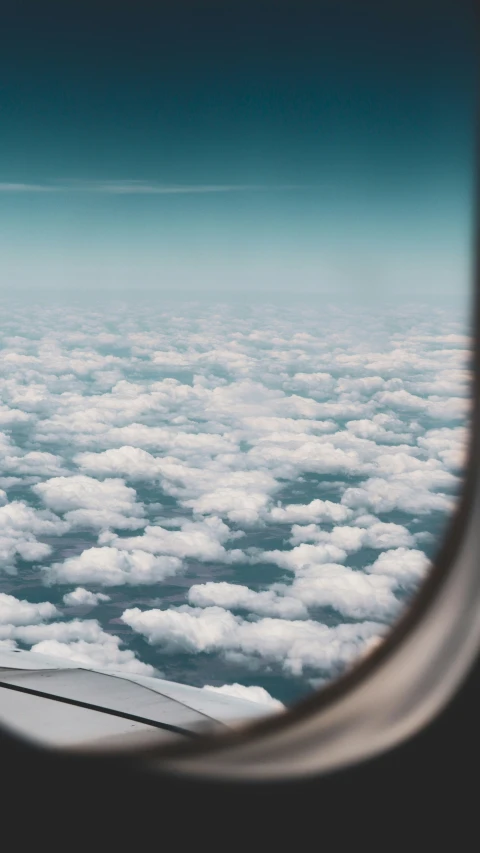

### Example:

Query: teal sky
xmin=0 ymin=0 xmax=477 ymax=301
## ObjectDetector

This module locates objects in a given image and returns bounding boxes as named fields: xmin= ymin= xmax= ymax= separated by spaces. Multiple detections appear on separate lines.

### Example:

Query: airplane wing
xmin=0 ymin=647 xmax=275 ymax=751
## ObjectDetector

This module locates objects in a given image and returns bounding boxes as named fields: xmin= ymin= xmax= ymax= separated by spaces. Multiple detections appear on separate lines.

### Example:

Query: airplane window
xmin=0 ymin=0 xmax=476 ymax=749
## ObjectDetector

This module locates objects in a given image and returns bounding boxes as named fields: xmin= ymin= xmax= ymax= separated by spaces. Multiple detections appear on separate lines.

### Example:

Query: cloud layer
xmin=0 ymin=300 xmax=469 ymax=704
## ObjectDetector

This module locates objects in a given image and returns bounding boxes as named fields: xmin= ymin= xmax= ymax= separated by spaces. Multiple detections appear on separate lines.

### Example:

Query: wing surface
xmin=0 ymin=648 xmax=274 ymax=749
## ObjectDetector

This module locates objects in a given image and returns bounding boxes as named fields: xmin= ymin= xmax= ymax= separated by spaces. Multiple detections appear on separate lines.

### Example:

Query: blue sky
xmin=0 ymin=0 xmax=476 ymax=301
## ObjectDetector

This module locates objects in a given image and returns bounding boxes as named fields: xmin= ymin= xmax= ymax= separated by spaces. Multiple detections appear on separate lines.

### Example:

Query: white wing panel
xmin=0 ymin=686 xmax=163 ymax=747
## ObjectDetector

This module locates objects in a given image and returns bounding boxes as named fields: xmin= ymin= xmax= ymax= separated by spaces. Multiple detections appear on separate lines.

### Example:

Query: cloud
xmin=122 ymin=605 xmax=384 ymax=677
xmin=75 ymin=446 xmax=163 ymax=479
xmin=184 ymin=487 xmax=271 ymax=525
xmin=33 ymin=474 xmax=140 ymax=513
xmin=0 ymin=593 xmax=59 ymax=626
xmin=189 ymin=581 xmax=308 ymax=619
xmin=188 ymin=568 xmax=398 ymax=622
xmin=341 ymin=478 xmax=454 ymax=514
xmin=0 ymin=180 xmax=302 ymax=195
xmin=202 ymin=683 xmax=284 ymax=710
xmin=246 ymin=439 xmax=363 ymax=480
xmin=3 ymin=451 xmax=67 ymax=477
xmin=0 ymin=600 xmax=154 ymax=675
xmin=288 ymin=521 xmax=415 ymax=551
xmin=285 ymin=567 xmax=398 ymax=620
xmin=63 ymin=588 xmax=111 ymax=607
xmin=0 ymin=405 xmax=32 ymax=426
xmin=366 ymin=548 xmax=430 ymax=587
xmin=259 ymin=543 xmax=349 ymax=571
xmin=45 ymin=547 xmax=182 ymax=586
xmin=268 ymin=499 xmax=351 ymax=525
xmin=0 ymin=299 xmax=469 ymax=691
xmin=0 ymin=183 xmax=56 ymax=192
xmin=28 ymin=638 xmax=154 ymax=674
xmin=0 ymin=501 xmax=67 ymax=573
xmin=98 ymin=517 xmax=245 ymax=564
xmin=417 ymin=427 xmax=468 ymax=470
xmin=32 ymin=475 xmax=146 ymax=530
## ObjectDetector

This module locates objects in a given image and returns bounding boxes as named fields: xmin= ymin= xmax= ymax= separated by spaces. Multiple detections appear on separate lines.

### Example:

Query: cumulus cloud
xmin=189 ymin=581 xmax=308 ymax=619
xmin=259 ymin=542 xmax=349 ymax=572
xmin=288 ymin=521 xmax=415 ymax=551
xmin=366 ymin=548 xmax=430 ymax=587
xmin=28 ymin=637 xmax=154 ymax=675
xmin=0 ymin=501 xmax=67 ymax=573
xmin=268 ymin=499 xmax=351 ymax=525
xmin=417 ymin=427 xmax=468 ymax=470
xmin=189 ymin=569 xmax=398 ymax=622
xmin=0 ymin=592 xmax=59 ymax=626
xmin=122 ymin=604 xmax=384 ymax=676
xmin=45 ymin=547 xmax=182 ymax=586
xmin=341 ymin=477 xmax=454 ymax=514
xmin=202 ymin=683 xmax=284 ymax=710
xmin=63 ymin=587 xmax=111 ymax=607
xmin=184 ymin=487 xmax=271 ymax=525
xmin=3 ymin=450 xmax=66 ymax=478
xmin=285 ymin=567 xmax=398 ymax=620
xmin=75 ymin=446 xmax=162 ymax=479
xmin=33 ymin=475 xmax=146 ymax=530
xmin=98 ymin=516 xmax=245 ymax=564
xmin=0 ymin=595 xmax=153 ymax=675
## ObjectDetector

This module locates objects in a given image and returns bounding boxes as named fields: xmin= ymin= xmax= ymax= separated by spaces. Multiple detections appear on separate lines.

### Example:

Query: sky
xmin=0 ymin=0 xmax=477 ymax=301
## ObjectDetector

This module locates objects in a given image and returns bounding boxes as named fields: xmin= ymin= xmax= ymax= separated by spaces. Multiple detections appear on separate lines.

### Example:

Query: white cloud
xmin=63 ymin=587 xmax=111 ymax=607
xmin=0 ymin=180 xmax=302 ymax=196
xmin=0 ymin=501 xmax=67 ymax=573
xmin=189 ymin=582 xmax=308 ymax=619
xmin=45 ymin=547 xmax=182 ymax=586
xmin=28 ymin=638 xmax=154 ymax=675
xmin=286 ymin=566 xmax=398 ymax=620
xmin=61 ymin=507 xmax=147 ymax=531
xmin=75 ymin=446 xmax=162 ymax=479
xmin=122 ymin=605 xmax=384 ymax=676
xmin=184 ymin=487 xmax=271 ymax=525
xmin=0 ymin=405 xmax=32 ymax=426
xmin=0 ymin=592 xmax=59 ymax=626
xmin=33 ymin=475 xmax=145 ymax=530
xmin=202 ymin=683 xmax=284 ymax=710
xmin=0 ymin=501 xmax=66 ymax=536
xmin=341 ymin=477 xmax=454 ymax=515
xmin=33 ymin=474 xmax=142 ymax=514
xmin=366 ymin=548 xmax=430 ymax=587
xmin=372 ymin=452 xmax=458 ymax=489
xmin=246 ymin=439 xmax=362 ymax=480
xmin=99 ymin=516 xmax=245 ymax=564
xmin=0 ymin=609 xmax=154 ymax=675
xmin=268 ymin=499 xmax=351 ymax=525
xmin=259 ymin=542 xmax=348 ymax=572
xmin=189 ymin=568 xmax=398 ymax=622
xmin=417 ymin=427 xmax=468 ymax=470
xmin=288 ymin=521 xmax=414 ymax=551
xmin=3 ymin=451 xmax=66 ymax=477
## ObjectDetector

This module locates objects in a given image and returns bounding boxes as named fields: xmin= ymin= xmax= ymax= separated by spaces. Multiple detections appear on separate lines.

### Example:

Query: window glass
xmin=0 ymin=0 xmax=475 ymax=714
